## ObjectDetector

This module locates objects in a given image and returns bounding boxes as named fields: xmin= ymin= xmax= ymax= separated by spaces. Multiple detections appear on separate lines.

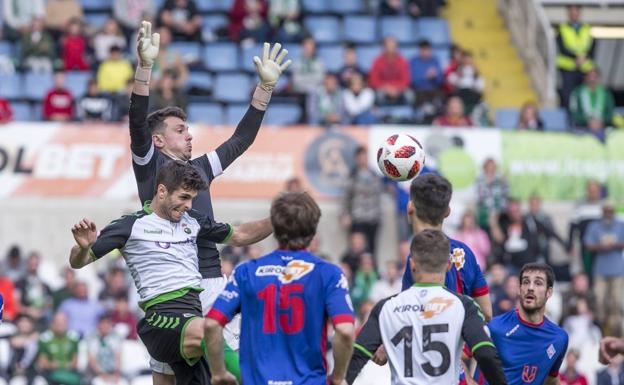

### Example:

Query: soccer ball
xmin=376 ymin=133 xmax=426 ymax=181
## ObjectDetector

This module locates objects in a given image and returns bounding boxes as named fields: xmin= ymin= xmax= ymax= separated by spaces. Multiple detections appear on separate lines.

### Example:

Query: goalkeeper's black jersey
xmin=128 ymin=93 xmax=265 ymax=278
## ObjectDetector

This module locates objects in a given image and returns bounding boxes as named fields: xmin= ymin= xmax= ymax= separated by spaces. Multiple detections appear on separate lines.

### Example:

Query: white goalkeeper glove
xmin=136 ymin=21 xmax=160 ymax=69
xmin=253 ymin=42 xmax=292 ymax=92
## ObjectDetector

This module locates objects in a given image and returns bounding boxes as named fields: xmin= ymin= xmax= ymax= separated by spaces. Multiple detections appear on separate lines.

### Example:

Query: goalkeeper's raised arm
xmin=133 ymin=20 xmax=159 ymax=96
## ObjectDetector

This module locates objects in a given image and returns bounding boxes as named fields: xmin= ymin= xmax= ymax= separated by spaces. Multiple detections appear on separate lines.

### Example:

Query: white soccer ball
xmin=376 ymin=133 xmax=426 ymax=181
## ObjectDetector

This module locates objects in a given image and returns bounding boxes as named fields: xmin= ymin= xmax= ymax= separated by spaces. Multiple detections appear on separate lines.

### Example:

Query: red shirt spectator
xmin=0 ymin=98 xmax=13 ymax=123
xmin=433 ymin=95 xmax=472 ymax=127
xmin=368 ymin=38 xmax=410 ymax=92
xmin=228 ymin=0 xmax=268 ymax=41
xmin=43 ymin=71 xmax=74 ymax=121
xmin=0 ymin=276 xmax=19 ymax=321
xmin=62 ymin=18 xmax=89 ymax=71
xmin=109 ymin=295 xmax=138 ymax=339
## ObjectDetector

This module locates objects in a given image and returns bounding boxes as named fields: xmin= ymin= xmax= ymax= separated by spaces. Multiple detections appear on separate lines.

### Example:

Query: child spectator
xmin=61 ymin=18 xmax=89 ymax=71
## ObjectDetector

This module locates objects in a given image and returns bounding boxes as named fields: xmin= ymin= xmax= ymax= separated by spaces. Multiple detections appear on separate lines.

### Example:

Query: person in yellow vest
xmin=556 ymin=5 xmax=595 ymax=109
xmin=96 ymin=45 xmax=134 ymax=94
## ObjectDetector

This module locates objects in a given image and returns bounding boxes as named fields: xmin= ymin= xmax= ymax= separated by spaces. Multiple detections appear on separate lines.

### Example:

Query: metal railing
xmin=498 ymin=0 xmax=558 ymax=107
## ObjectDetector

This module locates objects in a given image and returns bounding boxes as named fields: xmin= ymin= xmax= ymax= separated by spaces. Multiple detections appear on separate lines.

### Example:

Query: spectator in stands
xmin=368 ymin=36 xmax=411 ymax=105
xmin=77 ymin=79 xmax=113 ymax=121
xmin=37 ymin=312 xmax=81 ymax=385
xmin=52 ymin=267 xmax=76 ymax=311
xmin=15 ymin=252 xmax=52 ymax=327
xmin=0 ymin=95 xmax=13 ymax=123
xmin=21 ymin=17 xmax=57 ymax=73
xmin=432 ymin=95 xmax=471 ymax=126
xmin=44 ymin=0 xmax=83 ymax=41
xmin=2 ymin=0 xmax=44 ymax=41
xmin=447 ymin=50 xmax=484 ymax=112
xmin=153 ymin=26 xmax=188 ymax=87
xmin=343 ymin=71 xmax=376 ymax=125
xmin=3 ymin=245 xmax=25 ymax=282
xmin=583 ymin=201 xmax=624 ymax=336
xmin=269 ymin=0 xmax=303 ymax=43
xmin=569 ymin=179 xmax=604 ymax=277
xmin=476 ymin=157 xmax=508 ymax=232
xmin=308 ymin=72 xmax=344 ymax=126
xmin=98 ymin=267 xmax=129 ymax=310
xmin=8 ymin=314 xmax=39 ymax=382
xmin=556 ymin=5 xmax=595 ymax=109
xmin=570 ymin=68 xmax=614 ymax=136
xmin=228 ymin=0 xmax=268 ymax=42
xmin=338 ymin=44 xmax=362 ymax=88
xmin=157 ymin=0 xmax=202 ymax=41
xmin=597 ymin=356 xmax=624 ymax=385
xmin=560 ymin=349 xmax=589 ymax=385
xmin=61 ymin=18 xmax=89 ymax=71
xmin=96 ymin=46 xmax=133 ymax=94
xmin=443 ymin=44 xmax=462 ymax=94
xmin=341 ymin=232 xmax=369 ymax=276
xmin=110 ymin=294 xmax=138 ymax=339
xmin=563 ymin=296 xmax=602 ymax=353
xmin=0 ymin=273 xmax=18 ymax=322
xmin=369 ymin=261 xmax=401 ymax=303
xmin=43 ymin=70 xmax=74 ymax=121
xmin=407 ymin=0 xmax=443 ymax=17
xmin=87 ymin=315 xmax=127 ymax=385
xmin=487 ymin=263 xmax=507 ymax=315
xmin=350 ymin=253 xmax=378 ymax=311
xmin=94 ymin=19 xmax=127 ymax=64
xmin=561 ymin=273 xmax=596 ymax=323
xmin=58 ymin=281 xmax=106 ymax=337
xmin=380 ymin=0 xmax=403 ymax=15
xmin=493 ymin=274 xmax=518 ymax=316
xmin=342 ymin=146 xmax=383 ymax=265
xmin=291 ymin=36 xmax=325 ymax=94
xmin=492 ymin=198 xmax=539 ymax=272
xmin=516 ymin=101 xmax=544 ymax=130
xmin=114 ymin=0 xmax=156 ymax=42
xmin=410 ymin=40 xmax=443 ymax=122
xmin=525 ymin=194 xmax=569 ymax=273
xmin=150 ymin=69 xmax=187 ymax=112
xmin=453 ymin=210 xmax=490 ymax=271
xmin=112 ymin=79 xmax=134 ymax=122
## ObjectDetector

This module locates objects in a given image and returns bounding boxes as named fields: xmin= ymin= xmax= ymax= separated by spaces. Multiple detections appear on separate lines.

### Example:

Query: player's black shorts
xmin=137 ymin=307 xmax=210 ymax=385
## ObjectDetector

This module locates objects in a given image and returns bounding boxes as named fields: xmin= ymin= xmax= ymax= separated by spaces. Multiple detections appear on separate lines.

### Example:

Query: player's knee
xmin=182 ymin=318 xmax=206 ymax=358
xmin=152 ymin=372 xmax=175 ymax=385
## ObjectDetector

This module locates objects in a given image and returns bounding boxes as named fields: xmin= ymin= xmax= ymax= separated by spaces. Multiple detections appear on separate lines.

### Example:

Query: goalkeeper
xmin=129 ymin=21 xmax=291 ymax=385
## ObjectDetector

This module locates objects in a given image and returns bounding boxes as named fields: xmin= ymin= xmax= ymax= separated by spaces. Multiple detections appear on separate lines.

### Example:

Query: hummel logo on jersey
xmin=505 ymin=324 xmax=520 ymax=337
xmin=547 ymin=344 xmax=556 ymax=359
xmin=144 ymin=229 xmax=163 ymax=234
xmin=450 ymin=248 xmax=466 ymax=270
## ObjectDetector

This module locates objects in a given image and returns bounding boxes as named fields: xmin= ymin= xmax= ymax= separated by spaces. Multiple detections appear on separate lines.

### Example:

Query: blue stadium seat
xmin=214 ymin=74 xmax=252 ymax=103
xmin=416 ymin=18 xmax=450 ymax=47
xmin=196 ymin=0 xmax=233 ymax=12
xmin=495 ymin=108 xmax=520 ymax=130
xmin=11 ymin=102 xmax=32 ymax=121
xmin=202 ymin=14 xmax=228 ymax=41
xmin=224 ymin=104 xmax=250 ymax=125
xmin=381 ymin=17 xmax=415 ymax=44
xmin=84 ymin=14 xmax=109 ymax=30
xmin=343 ymin=16 xmax=377 ymax=44
xmin=302 ymin=0 xmax=329 ymax=13
xmin=328 ymin=0 xmax=363 ymax=14
xmin=355 ymin=45 xmax=381 ymax=72
xmin=433 ymin=47 xmax=451 ymax=68
xmin=539 ymin=108 xmax=569 ymax=131
xmin=170 ymin=42 xmax=202 ymax=64
xmin=80 ymin=0 xmax=111 ymax=11
xmin=185 ymin=72 xmax=213 ymax=92
xmin=378 ymin=105 xmax=414 ymax=121
xmin=304 ymin=16 xmax=341 ymax=44
xmin=65 ymin=71 xmax=92 ymax=98
xmin=187 ymin=103 xmax=223 ymax=124
xmin=265 ymin=103 xmax=302 ymax=125
xmin=24 ymin=72 xmax=54 ymax=100
xmin=240 ymin=43 xmax=263 ymax=72
xmin=203 ymin=43 xmax=239 ymax=72
xmin=0 ymin=41 xmax=13 ymax=56
xmin=317 ymin=45 xmax=344 ymax=72
xmin=0 ymin=74 xmax=22 ymax=99
xmin=400 ymin=46 xmax=420 ymax=61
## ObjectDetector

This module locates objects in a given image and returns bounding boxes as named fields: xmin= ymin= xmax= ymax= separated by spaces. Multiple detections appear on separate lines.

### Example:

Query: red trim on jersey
xmin=471 ymin=285 xmax=490 ymax=297
xmin=206 ymin=308 xmax=230 ymax=327
xmin=549 ymin=371 xmax=559 ymax=377
xmin=515 ymin=308 xmax=545 ymax=327
xmin=463 ymin=344 xmax=473 ymax=358
xmin=332 ymin=314 xmax=355 ymax=326
xmin=455 ymin=270 xmax=464 ymax=294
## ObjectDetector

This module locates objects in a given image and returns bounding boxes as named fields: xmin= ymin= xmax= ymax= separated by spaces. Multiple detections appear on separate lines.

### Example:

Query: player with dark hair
xmin=464 ymin=262 xmax=568 ymax=385
xmin=69 ymin=161 xmax=273 ymax=385
xmin=346 ymin=229 xmax=507 ymax=384
xmin=204 ymin=192 xmax=356 ymax=385
xmin=129 ymin=21 xmax=291 ymax=382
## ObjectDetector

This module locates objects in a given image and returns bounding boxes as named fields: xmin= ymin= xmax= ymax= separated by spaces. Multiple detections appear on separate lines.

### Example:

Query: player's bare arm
xmin=474 ymin=294 xmax=493 ymax=321
xmin=330 ymin=322 xmax=355 ymax=385
xmin=69 ymin=218 xmax=98 ymax=269
xmin=544 ymin=376 xmax=560 ymax=385
xmin=226 ymin=218 xmax=273 ymax=248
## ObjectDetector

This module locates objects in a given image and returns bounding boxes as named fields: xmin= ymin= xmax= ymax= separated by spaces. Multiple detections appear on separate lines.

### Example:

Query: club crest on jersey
xmin=450 ymin=248 xmax=465 ymax=270
xmin=522 ymin=365 xmax=537 ymax=383
xmin=421 ymin=297 xmax=455 ymax=319
xmin=280 ymin=260 xmax=315 ymax=283
xmin=547 ymin=344 xmax=556 ymax=359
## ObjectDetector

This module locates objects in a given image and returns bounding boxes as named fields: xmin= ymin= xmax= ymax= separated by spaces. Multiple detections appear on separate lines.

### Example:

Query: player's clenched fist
xmin=71 ymin=218 xmax=97 ymax=249
xmin=253 ymin=42 xmax=292 ymax=92
xmin=137 ymin=20 xmax=160 ymax=68
xmin=210 ymin=372 xmax=238 ymax=385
